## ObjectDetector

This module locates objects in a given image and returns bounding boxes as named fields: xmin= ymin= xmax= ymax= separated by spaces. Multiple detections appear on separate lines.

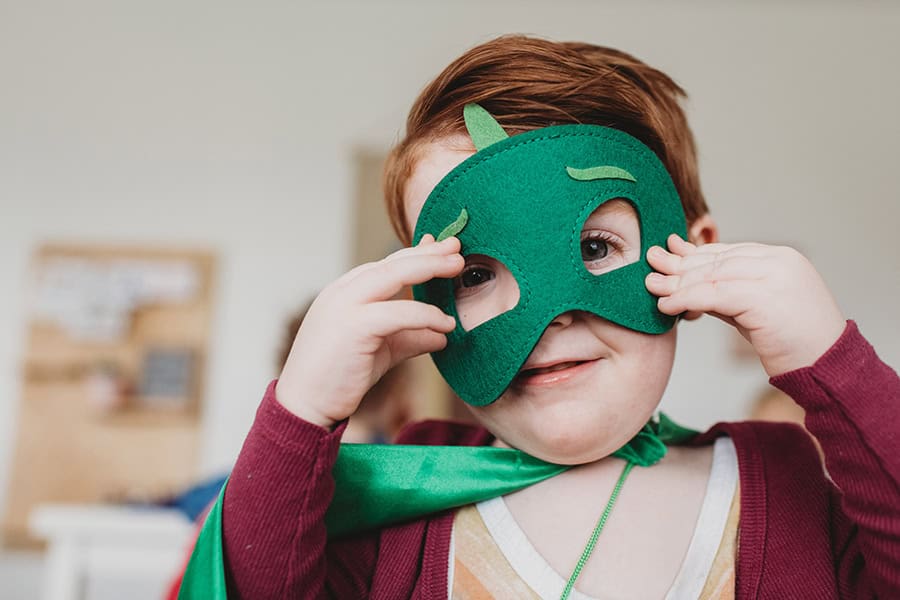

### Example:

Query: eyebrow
xmin=566 ymin=166 xmax=636 ymax=183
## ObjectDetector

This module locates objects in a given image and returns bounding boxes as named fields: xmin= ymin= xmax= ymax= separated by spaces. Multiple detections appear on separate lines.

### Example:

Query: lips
xmin=514 ymin=358 xmax=601 ymax=387
xmin=518 ymin=360 xmax=587 ymax=377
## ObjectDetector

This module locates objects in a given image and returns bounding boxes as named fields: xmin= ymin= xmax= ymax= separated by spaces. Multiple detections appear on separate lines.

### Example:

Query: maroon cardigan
xmin=217 ymin=321 xmax=900 ymax=599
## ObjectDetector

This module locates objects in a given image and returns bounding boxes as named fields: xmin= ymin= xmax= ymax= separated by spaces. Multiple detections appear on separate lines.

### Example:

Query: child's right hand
xmin=275 ymin=234 xmax=463 ymax=429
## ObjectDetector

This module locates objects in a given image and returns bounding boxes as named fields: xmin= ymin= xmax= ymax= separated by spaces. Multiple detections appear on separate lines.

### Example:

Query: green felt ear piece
xmin=412 ymin=104 xmax=687 ymax=406
xmin=463 ymin=103 xmax=509 ymax=151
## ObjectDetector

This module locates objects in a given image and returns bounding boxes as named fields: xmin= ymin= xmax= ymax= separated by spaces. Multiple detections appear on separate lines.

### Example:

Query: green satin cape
xmin=178 ymin=414 xmax=696 ymax=598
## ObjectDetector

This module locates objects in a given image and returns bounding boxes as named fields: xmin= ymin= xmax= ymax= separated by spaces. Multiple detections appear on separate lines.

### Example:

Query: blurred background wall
xmin=1 ymin=1 xmax=898 ymax=597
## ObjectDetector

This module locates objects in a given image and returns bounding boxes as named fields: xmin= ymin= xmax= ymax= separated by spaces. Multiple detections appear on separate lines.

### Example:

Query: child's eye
xmin=580 ymin=232 xmax=622 ymax=264
xmin=579 ymin=230 xmax=633 ymax=276
xmin=453 ymin=265 xmax=495 ymax=293
xmin=581 ymin=236 xmax=610 ymax=261
xmin=453 ymin=264 xmax=497 ymax=299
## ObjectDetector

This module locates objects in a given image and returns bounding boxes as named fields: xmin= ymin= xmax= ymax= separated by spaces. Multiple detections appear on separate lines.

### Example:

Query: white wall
xmin=1 ymin=2 xmax=898 ymax=579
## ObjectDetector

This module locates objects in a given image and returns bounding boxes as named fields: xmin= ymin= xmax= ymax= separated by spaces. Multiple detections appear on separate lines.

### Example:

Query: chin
xmin=495 ymin=412 xmax=632 ymax=465
xmin=479 ymin=392 xmax=660 ymax=465
xmin=525 ymin=431 xmax=628 ymax=465
xmin=528 ymin=444 xmax=611 ymax=466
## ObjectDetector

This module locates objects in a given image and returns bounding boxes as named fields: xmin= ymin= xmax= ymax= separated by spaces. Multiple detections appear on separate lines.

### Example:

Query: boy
xmin=184 ymin=36 xmax=900 ymax=598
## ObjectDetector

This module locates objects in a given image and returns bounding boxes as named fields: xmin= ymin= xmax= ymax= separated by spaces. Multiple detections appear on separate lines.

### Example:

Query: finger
xmin=665 ymin=234 xmax=696 ymax=256
xmin=665 ymin=234 xmax=767 ymax=258
xmin=646 ymin=245 xmax=684 ymax=276
xmin=362 ymin=300 xmax=457 ymax=337
xmin=678 ymin=310 xmax=705 ymax=322
xmin=707 ymin=310 xmax=740 ymax=329
xmin=386 ymin=328 xmax=450 ymax=362
xmin=647 ymin=241 xmax=769 ymax=276
xmin=680 ymin=309 xmax=740 ymax=330
xmin=656 ymin=279 xmax=760 ymax=318
xmin=645 ymin=272 xmax=675 ymax=296
xmin=645 ymin=255 xmax=766 ymax=296
xmin=678 ymin=255 xmax=767 ymax=290
xmin=338 ymin=235 xmax=461 ymax=286
xmin=352 ymin=253 xmax=465 ymax=303
xmin=383 ymin=234 xmax=460 ymax=262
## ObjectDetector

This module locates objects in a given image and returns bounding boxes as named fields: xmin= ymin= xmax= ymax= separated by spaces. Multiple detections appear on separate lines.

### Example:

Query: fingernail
xmin=646 ymin=272 xmax=664 ymax=282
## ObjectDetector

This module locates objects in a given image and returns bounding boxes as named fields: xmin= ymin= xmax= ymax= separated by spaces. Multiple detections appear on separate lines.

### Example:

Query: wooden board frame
xmin=3 ymin=243 xmax=215 ymax=547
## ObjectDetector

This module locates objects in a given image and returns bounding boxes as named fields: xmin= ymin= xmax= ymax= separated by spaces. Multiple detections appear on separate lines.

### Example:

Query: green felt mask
xmin=412 ymin=104 xmax=687 ymax=406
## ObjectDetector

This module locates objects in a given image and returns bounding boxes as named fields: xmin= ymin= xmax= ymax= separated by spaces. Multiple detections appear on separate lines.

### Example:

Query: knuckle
xmin=343 ymin=261 xmax=374 ymax=280
xmin=317 ymin=284 xmax=344 ymax=306
xmin=778 ymin=245 xmax=804 ymax=263
xmin=355 ymin=304 xmax=379 ymax=326
xmin=378 ymin=259 xmax=401 ymax=279
xmin=318 ymin=282 xmax=337 ymax=297
xmin=708 ymin=252 xmax=726 ymax=282
xmin=389 ymin=245 xmax=419 ymax=261
xmin=662 ymin=275 xmax=679 ymax=294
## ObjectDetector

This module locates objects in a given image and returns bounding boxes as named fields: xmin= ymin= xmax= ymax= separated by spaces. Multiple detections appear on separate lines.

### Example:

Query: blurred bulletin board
xmin=3 ymin=244 xmax=215 ymax=547
xmin=352 ymin=150 xmax=464 ymax=422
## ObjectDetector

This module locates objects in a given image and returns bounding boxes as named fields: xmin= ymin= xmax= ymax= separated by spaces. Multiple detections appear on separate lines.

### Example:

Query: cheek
xmin=612 ymin=330 xmax=677 ymax=410
xmin=632 ymin=330 xmax=677 ymax=386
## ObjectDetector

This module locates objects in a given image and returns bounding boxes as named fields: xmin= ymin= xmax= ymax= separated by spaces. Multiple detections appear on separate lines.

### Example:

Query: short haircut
xmin=383 ymin=35 xmax=708 ymax=246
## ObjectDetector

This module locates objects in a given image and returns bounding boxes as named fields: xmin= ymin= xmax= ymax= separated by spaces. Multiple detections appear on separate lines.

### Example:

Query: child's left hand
xmin=645 ymin=234 xmax=847 ymax=377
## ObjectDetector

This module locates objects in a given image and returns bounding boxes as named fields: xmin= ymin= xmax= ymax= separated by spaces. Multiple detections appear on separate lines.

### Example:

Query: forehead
xmin=402 ymin=136 xmax=475 ymax=238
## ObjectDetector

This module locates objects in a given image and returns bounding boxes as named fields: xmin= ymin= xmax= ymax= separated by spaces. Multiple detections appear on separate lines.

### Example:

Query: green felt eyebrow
xmin=436 ymin=208 xmax=469 ymax=241
xmin=464 ymin=104 xmax=509 ymax=151
xmin=566 ymin=165 xmax=636 ymax=183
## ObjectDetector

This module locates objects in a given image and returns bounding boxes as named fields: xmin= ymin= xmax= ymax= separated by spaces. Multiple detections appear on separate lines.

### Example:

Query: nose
xmin=548 ymin=310 xmax=576 ymax=328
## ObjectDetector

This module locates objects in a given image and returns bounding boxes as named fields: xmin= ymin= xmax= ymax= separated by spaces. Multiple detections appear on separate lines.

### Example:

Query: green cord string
xmin=560 ymin=460 xmax=636 ymax=600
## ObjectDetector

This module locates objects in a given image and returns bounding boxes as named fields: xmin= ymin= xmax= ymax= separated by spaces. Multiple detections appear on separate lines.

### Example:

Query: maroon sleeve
xmin=770 ymin=320 xmax=900 ymax=597
xmin=220 ymin=380 xmax=373 ymax=599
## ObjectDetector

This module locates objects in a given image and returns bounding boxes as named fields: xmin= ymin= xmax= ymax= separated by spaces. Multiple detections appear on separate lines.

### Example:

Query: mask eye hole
xmin=453 ymin=254 xmax=520 ymax=331
xmin=580 ymin=199 xmax=642 ymax=276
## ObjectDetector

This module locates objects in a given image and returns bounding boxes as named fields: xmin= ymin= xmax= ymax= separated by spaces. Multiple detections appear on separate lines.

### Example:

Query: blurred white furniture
xmin=29 ymin=504 xmax=194 ymax=600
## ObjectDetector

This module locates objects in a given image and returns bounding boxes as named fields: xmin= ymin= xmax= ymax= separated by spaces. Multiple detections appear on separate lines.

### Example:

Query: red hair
xmin=383 ymin=35 xmax=707 ymax=246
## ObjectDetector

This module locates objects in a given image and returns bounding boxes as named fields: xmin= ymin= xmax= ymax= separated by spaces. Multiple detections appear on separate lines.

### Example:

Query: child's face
xmin=403 ymin=136 xmax=677 ymax=465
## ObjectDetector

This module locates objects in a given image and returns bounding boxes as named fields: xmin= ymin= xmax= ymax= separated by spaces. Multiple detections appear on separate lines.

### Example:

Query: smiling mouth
xmin=519 ymin=361 xmax=587 ymax=377
xmin=515 ymin=359 xmax=601 ymax=386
